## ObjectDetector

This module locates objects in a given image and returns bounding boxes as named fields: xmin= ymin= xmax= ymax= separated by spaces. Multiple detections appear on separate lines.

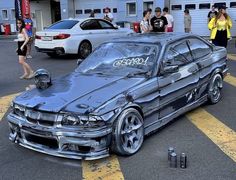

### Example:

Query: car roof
xmin=110 ymin=32 xmax=201 ymax=45
xmin=63 ymin=18 xmax=110 ymax=22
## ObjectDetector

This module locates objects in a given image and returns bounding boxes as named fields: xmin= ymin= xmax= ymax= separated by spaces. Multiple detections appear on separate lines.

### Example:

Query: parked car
xmin=35 ymin=18 xmax=133 ymax=59
xmin=8 ymin=33 xmax=228 ymax=160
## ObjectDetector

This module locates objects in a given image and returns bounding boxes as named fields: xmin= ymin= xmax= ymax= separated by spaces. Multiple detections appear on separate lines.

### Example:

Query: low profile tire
xmin=46 ymin=52 xmax=59 ymax=58
xmin=111 ymin=108 xmax=144 ymax=156
xmin=208 ymin=73 xmax=223 ymax=104
xmin=78 ymin=41 xmax=92 ymax=59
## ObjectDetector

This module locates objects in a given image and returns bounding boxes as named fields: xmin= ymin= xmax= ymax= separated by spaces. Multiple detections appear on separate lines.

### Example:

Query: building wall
xmin=0 ymin=0 xmax=16 ymax=32
xmin=170 ymin=0 xmax=236 ymax=36
xmin=60 ymin=0 xmax=165 ymax=23
xmin=30 ymin=0 xmax=52 ymax=31
xmin=0 ymin=0 xmax=52 ymax=32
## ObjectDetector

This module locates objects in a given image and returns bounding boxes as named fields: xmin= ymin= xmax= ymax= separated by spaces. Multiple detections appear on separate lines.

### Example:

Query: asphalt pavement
xmin=0 ymin=36 xmax=235 ymax=180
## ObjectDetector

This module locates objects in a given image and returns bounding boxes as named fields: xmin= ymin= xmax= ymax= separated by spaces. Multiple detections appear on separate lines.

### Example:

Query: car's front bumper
xmin=7 ymin=113 xmax=112 ymax=160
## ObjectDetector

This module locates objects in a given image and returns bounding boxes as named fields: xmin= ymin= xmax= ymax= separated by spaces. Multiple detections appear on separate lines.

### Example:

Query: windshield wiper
xmin=126 ymin=71 xmax=151 ymax=78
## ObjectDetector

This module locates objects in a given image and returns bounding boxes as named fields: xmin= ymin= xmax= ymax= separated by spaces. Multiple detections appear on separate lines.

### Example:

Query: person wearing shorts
xmin=16 ymin=18 xmax=34 ymax=79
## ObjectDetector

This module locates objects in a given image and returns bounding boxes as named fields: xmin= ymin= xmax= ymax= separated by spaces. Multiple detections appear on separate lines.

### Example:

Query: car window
xmin=76 ymin=42 xmax=159 ymax=76
xmin=80 ymin=19 xmax=101 ymax=30
xmin=98 ymin=20 xmax=115 ymax=29
xmin=47 ymin=20 xmax=79 ymax=29
xmin=188 ymin=38 xmax=212 ymax=60
xmin=163 ymin=41 xmax=192 ymax=66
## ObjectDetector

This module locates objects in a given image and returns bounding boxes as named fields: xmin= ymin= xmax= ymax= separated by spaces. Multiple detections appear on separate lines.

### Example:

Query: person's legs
xmin=19 ymin=55 xmax=34 ymax=79
xmin=19 ymin=56 xmax=29 ymax=78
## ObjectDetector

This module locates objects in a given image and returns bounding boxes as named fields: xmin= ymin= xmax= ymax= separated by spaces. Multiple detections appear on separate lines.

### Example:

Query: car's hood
xmin=14 ymin=72 xmax=144 ymax=113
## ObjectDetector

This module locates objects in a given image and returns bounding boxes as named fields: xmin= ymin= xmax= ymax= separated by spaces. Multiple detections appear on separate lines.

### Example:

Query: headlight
xmin=61 ymin=114 xmax=104 ymax=127
xmin=13 ymin=104 xmax=26 ymax=117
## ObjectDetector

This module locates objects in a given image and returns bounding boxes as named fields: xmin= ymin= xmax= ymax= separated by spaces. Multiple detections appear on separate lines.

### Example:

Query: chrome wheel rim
xmin=121 ymin=113 xmax=143 ymax=154
xmin=212 ymin=78 xmax=221 ymax=101
xmin=80 ymin=42 xmax=91 ymax=58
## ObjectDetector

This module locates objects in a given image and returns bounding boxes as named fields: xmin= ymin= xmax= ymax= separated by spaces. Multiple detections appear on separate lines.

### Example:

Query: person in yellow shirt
xmin=208 ymin=5 xmax=232 ymax=48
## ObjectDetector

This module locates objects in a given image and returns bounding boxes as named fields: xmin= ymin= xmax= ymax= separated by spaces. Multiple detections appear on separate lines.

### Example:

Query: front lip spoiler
xmin=7 ymin=113 xmax=112 ymax=160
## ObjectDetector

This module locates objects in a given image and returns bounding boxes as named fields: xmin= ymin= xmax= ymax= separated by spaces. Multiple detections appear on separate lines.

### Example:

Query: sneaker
xmin=25 ymin=71 xmax=35 ymax=79
xmin=26 ymin=55 xmax=32 ymax=59
xmin=19 ymin=74 xmax=28 ymax=79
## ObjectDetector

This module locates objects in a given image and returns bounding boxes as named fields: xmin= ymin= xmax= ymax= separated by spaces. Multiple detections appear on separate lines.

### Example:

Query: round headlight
xmin=61 ymin=114 xmax=80 ymax=126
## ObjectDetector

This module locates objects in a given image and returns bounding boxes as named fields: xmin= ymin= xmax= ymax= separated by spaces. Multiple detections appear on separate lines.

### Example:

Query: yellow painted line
xmin=227 ymin=54 xmax=236 ymax=61
xmin=187 ymin=108 xmax=236 ymax=162
xmin=224 ymin=74 xmax=236 ymax=87
xmin=0 ymin=93 xmax=19 ymax=121
xmin=82 ymin=155 xmax=124 ymax=180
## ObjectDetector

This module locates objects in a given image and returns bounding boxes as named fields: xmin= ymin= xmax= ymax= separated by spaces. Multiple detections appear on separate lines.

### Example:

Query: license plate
xmin=42 ymin=36 xmax=52 ymax=41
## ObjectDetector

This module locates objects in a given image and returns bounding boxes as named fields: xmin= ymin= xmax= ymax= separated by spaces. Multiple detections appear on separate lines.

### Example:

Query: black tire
xmin=46 ymin=52 xmax=59 ymax=58
xmin=111 ymin=108 xmax=144 ymax=156
xmin=78 ymin=41 xmax=92 ymax=59
xmin=208 ymin=73 xmax=223 ymax=104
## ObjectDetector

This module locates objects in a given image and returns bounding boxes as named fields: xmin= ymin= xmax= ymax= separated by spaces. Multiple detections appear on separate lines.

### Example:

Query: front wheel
xmin=111 ymin=108 xmax=144 ymax=156
xmin=78 ymin=41 xmax=92 ymax=59
xmin=208 ymin=73 xmax=223 ymax=104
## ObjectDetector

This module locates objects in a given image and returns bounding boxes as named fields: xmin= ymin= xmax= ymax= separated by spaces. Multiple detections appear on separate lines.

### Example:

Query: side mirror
xmin=77 ymin=59 xmax=82 ymax=66
xmin=163 ymin=65 xmax=179 ymax=74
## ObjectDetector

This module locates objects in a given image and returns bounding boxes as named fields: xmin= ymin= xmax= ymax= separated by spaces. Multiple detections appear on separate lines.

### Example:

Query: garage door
xmin=170 ymin=0 xmax=236 ymax=37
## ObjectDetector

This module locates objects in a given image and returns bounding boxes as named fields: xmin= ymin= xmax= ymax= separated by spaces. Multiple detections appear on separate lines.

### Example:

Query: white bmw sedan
xmin=35 ymin=18 xmax=134 ymax=58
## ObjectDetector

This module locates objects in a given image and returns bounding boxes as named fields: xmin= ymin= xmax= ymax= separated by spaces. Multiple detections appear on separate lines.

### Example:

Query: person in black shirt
xmin=208 ymin=5 xmax=218 ymax=22
xmin=150 ymin=7 xmax=168 ymax=32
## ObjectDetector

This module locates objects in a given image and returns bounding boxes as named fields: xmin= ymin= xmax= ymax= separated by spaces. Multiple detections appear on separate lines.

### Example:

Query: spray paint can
xmin=168 ymin=147 xmax=174 ymax=161
xmin=180 ymin=153 xmax=187 ymax=169
xmin=170 ymin=152 xmax=177 ymax=168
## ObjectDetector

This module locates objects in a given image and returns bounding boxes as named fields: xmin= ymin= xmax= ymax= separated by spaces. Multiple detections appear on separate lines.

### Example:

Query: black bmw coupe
xmin=7 ymin=33 xmax=228 ymax=160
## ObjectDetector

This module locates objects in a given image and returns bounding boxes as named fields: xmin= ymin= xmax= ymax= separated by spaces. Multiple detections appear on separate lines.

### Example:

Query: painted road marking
xmin=227 ymin=54 xmax=236 ymax=61
xmin=0 ymin=93 xmax=19 ymax=121
xmin=82 ymin=155 xmax=124 ymax=180
xmin=187 ymin=108 xmax=236 ymax=162
xmin=224 ymin=74 xmax=236 ymax=87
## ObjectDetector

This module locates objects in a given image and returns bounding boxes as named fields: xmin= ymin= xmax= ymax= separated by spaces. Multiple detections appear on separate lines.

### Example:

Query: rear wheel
xmin=208 ymin=73 xmax=223 ymax=104
xmin=78 ymin=41 xmax=92 ymax=59
xmin=111 ymin=108 xmax=144 ymax=156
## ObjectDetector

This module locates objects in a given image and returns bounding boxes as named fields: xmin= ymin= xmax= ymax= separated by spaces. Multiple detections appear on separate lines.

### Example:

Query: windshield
xmin=76 ymin=42 xmax=159 ymax=76
xmin=47 ymin=20 xmax=79 ymax=29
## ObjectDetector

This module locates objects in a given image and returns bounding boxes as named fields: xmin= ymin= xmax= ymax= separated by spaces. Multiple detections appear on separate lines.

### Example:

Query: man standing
xmin=208 ymin=5 xmax=218 ymax=23
xmin=163 ymin=7 xmax=174 ymax=32
xmin=104 ymin=7 xmax=113 ymax=22
xmin=184 ymin=9 xmax=191 ymax=33
xmin=150 ymin=7 xmax=168 ymax=32
xmin=24 ymin=13 xmax=33 ymax=59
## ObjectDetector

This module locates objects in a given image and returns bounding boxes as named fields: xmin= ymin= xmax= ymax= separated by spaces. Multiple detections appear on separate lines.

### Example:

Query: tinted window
xmin=188 ymin=39 xmax=212 ymax=60
xmin=171 ymin=5 xmax=182 ymax=10
xmin=185 ymin=4 xmax=196 ymax=10
xmin=199 ymin=3 xmax=210 ymax=9
xmin=113 ymin=8 xmax=117 ymax=13
xmin=47 ymin=20 xmax=79 ymax=29
xmin=214 ymin=2 xmax=226 ymax=9
xmin=80 ymin=20 xmax=101 ymax=30
xmin=164 ymin=41 xmax=192 ymax=66
xmin=230 ymin=2 xmax=236 ymax=8
xmin=98 ymin=20 xmax=114 ymax=29
xmin=76 ymin=10 xmax=83 ymax=14
xmin=85 ymin=9 xmax=92 ymax=14
xmin=94 ymin=9 xmax=101 ymax=13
